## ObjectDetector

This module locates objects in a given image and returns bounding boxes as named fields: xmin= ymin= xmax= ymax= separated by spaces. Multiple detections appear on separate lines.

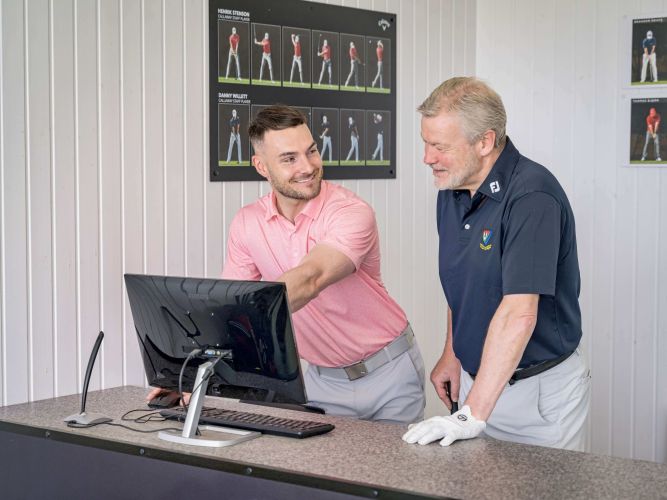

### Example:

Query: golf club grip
xmin=445 ymin=381 xmax=458 ymax=413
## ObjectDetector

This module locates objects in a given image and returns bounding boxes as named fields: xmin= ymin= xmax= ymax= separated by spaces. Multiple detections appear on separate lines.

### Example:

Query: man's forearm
xmin=463 ymin=295 xmax=538 ymax=421
xmin=278 ymin=265 xmax=322 ymax=312
xmin=276 ymin=245 xmax=356 ymax=313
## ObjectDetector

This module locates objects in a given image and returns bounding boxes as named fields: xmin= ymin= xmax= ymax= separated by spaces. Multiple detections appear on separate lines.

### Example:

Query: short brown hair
xmin=418 ymin=77 xmax=507 ymax=149
xmin=248 ymin=105 xmax=307 ymax=147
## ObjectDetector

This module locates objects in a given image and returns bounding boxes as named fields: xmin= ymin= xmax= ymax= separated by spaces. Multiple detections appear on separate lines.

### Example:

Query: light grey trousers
xmin=304 ymin=342 xmax=426 ymax=424
xmin=459 ymin=347 xmax=591 ymax=451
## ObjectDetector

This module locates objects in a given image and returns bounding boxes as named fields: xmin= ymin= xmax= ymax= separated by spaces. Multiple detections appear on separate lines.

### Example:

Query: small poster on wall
xmin=630 ymin=17 xmax=667 ymax=85
xmin=629 ymin=97 xmax=667 ymax=165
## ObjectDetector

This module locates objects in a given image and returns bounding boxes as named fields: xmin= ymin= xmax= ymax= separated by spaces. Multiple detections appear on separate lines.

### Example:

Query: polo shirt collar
xmin=476 ymin=136 xmax=520 ymax=202
xmin=264 ymin=179 xmax=329 ymax=222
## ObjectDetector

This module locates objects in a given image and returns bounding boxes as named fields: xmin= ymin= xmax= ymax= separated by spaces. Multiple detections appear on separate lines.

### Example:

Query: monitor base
xmin=159 ymin=426 xmax=260 ymax=447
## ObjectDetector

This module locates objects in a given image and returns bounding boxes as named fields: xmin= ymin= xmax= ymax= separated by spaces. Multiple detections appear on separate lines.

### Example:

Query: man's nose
xmin=423 ymin=145 xmax=436 ymax=166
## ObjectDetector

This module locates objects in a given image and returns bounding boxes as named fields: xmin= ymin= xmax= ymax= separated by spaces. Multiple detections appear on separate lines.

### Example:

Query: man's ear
xmin=478 ymin=130 xmax=497 ymax=157
xmin=251 ymin=154 xmax=269 ymax=180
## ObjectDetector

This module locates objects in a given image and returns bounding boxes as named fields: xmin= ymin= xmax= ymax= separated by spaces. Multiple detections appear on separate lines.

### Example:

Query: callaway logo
xmin=378 ymin=18 xmax=391 ymax=31
xmin=490 ymin=181 xmax=500 ymax=193
xmin=480 ymin=229 xmax=493 ymax=251
xmin=457 ymin=414 xmax=468 ymax=421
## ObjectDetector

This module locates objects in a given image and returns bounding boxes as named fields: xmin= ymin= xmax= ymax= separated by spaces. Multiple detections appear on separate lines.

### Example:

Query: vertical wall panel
xmin=120 ymin=0 xmax=146 ymax=385
xmin=658 ymin=163 xmax=667 ymax=464
xmin=0 ymin=0 xmax=5 ymax=404
xmin=184 ymin=0 xmax=206 ymax=278
xmin=164 ymin=0 xmax=185 ymax=277
xmin=51 ymin=0 xmax=78 ymax=399
xmin=1 ymin=0 xmax=29 ymax=405
xmin=99 ymin=0 xmax=123 ymax=389
xmin=27 ymin=0 xmax=55 ymax=401
xmin=589 ymin=0 xmax=618 ymax=456
xmin=143 ymin=0 xmax=165 ymax=276
xmin=75 ymin=0 xmax=102 ymax=393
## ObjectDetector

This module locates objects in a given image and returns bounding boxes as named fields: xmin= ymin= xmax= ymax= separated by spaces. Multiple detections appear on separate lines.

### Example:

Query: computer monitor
xmin=124 ymin=274 xmax=307 ymax=405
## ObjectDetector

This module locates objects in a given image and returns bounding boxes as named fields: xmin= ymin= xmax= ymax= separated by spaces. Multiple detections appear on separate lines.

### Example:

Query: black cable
xmin=66 ymin=408 xmax=183 ymax=433
xmin=121 ymin=408 xmax=168 ymax=423
xmin=182 ymin=351 xmax=224 ymax=412
xmin=178 ymin=348 xmax=202 ymax=409
xmin=104 ymin=422 xmax=183 ymax=433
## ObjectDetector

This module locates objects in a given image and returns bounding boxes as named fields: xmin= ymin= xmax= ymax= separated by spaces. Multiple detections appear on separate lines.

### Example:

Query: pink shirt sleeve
xmin=317 ymin=199 xmax=378 ymax=270
xmin=222 ymin=211 xmax=262 ymax=280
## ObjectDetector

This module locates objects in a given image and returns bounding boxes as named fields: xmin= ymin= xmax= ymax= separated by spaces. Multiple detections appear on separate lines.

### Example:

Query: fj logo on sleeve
xmin=490 ymin=181 xmax=500 ymax=193
xmin=480 ymin=229 xmax=493 ymax=251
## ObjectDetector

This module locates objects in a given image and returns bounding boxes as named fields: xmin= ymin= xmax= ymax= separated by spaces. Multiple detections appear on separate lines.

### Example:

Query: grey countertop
xmin=1 ymin=386 xmax=665 ymax=499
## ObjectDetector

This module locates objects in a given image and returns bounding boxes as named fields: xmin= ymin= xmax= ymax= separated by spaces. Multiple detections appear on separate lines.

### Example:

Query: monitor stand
xmin=158 ymin=361 xmax=261 ymax=448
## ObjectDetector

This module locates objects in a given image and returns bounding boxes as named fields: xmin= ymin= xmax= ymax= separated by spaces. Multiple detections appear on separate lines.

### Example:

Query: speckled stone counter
xmin=1 ymin=386 xmax=665 ymax=499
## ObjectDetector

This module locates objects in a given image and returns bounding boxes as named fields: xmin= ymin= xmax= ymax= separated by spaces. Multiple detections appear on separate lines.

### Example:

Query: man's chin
xmin=282 ymin=183 xmax=322 ymax=201
xmin=433 ymin=178 xmax=452 ymax=190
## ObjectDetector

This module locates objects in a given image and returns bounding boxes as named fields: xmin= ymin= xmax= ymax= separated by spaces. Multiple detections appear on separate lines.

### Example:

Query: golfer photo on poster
xmin=312 ymin=30 xmax=339 ymax=90
xmin=629 ymin=97 xmax=667 ymax=165
xmin=281 ymin=27 xmax=312 ymax=88
xmin=366 ymin=37 xmax=391 ymax=93
xmin=366 ymin=110 xmax=390 ymax=165
xmin=312 ymin=107 xmax=340 ymax=166
xmin=218 ymin=103 xmax=250 ymax=167
xmin=251 ymin=23 xmax=282 ymax=87
xmin=340 ymin=109 xmax=365 ymax=166
xmin=631 ymin=16 xmax=667 ymax=85
xmin=218 ymin=20 xmax=250 ymax=85
xmin=340 ymin=33 xmax=366 ymax=91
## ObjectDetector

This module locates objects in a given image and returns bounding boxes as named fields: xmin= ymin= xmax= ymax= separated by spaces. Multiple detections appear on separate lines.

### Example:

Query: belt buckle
xmin=344 ymin=362 xmax=368 ymax=381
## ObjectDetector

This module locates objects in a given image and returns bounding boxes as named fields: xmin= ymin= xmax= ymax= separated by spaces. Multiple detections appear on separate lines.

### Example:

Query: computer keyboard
xmin=160 ymin=406 xmax=335 ymax=439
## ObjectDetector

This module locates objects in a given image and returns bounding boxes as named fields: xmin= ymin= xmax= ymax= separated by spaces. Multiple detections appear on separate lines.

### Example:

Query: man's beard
xmin=270 ymin=168 xmax=324 ymax=200
xmin=435 ymin=148 xmax=481 ymax=190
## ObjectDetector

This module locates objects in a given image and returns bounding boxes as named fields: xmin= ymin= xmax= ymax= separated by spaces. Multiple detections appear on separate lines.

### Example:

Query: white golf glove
xmin=401 ymin=405 xmax=486 ymax=447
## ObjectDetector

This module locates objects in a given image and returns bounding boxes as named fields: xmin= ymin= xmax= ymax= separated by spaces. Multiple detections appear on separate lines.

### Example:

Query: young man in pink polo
xmin=222 ymin=105 xmax=425 ymax=423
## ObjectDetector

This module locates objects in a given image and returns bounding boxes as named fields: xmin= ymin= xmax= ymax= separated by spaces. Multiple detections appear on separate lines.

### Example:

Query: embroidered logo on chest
xmin=480 ymin=229 xmax=493 ymax=251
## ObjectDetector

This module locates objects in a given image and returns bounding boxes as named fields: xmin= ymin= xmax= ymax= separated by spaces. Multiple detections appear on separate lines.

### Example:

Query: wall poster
xmin=630 ymin=16 xmax=667 ymax=86
xmin=629 ymin=97 xmax=667 ymax=165
xmin=209 ymin=0 xmax=396 ymax=181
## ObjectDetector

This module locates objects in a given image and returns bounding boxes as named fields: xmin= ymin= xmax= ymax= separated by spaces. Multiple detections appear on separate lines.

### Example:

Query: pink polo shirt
xmin=222 ymin=181 xmax=408 ymax=367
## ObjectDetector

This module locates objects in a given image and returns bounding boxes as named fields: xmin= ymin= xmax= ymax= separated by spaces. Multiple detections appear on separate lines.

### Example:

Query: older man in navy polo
xmin=403 ymin=77 xmax=590 ymax=451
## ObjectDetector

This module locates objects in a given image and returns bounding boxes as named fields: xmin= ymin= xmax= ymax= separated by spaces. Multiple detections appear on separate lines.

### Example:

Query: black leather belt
xmin=469 ymin=350 xmax=574 ymax=385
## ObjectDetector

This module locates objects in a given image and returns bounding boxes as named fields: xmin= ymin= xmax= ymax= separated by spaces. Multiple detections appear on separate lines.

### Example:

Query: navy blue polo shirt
xmin=437 ymin=138 xmax=582 ymax=375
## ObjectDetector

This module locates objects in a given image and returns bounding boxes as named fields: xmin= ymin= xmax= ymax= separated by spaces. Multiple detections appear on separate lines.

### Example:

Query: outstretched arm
xmin=278 ymin=244 xmax=355 ymax=312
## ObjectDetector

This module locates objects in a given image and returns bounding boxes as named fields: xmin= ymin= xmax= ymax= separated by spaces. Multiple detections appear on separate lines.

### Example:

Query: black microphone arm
xmin=80 ymin=331 xmax=105 ymax=414
xmin=64 ymin=331 xmax=112 ymax=426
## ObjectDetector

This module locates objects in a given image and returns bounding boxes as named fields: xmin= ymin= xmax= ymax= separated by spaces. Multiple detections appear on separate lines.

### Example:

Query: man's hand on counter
xmin=146 ymin=387 xmax=191 ymax=407
xmin=401 ymin=405 xmax=486 ymax=447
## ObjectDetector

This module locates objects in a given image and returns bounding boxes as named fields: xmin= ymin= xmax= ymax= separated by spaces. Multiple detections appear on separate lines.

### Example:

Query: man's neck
xmin=468 ymin=146 xmax=503 ymax=198
xmin=274 ymin=193 xmax=308 ymax=224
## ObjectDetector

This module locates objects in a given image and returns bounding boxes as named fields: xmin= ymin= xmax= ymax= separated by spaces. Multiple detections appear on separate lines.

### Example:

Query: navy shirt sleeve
xmin=501 ymin=191 xmax=561 ymax=296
